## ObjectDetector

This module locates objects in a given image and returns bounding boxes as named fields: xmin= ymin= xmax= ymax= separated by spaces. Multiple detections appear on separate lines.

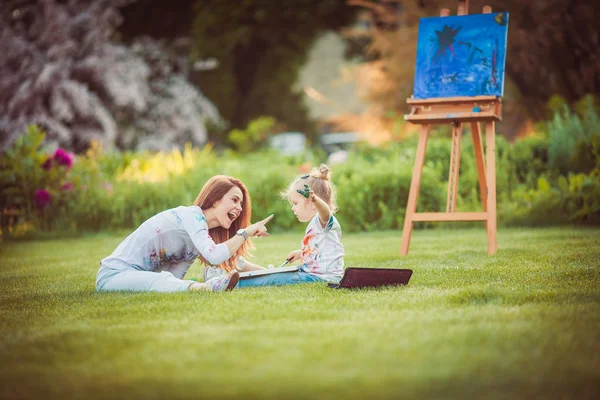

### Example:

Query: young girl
xmin=233 ymin=164 xmax=344 ymax=288
xmin=96 ymin=175 xmax=273 ymax=293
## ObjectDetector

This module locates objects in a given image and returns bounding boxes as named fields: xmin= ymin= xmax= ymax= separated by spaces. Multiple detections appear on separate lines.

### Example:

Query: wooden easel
xmin=400 ymin=0 xmax=500 ymax=256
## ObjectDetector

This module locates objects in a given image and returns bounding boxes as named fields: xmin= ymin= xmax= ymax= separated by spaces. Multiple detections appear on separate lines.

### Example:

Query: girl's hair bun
xmin=317 ymin=164 xmax=330 ymax=181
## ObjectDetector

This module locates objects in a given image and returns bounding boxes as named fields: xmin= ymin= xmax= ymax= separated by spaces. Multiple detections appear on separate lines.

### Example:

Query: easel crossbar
xmin=406 ymin=112 xmax=499 ymax=124
xmin=412 ymin=212 xmax=488 ymax=222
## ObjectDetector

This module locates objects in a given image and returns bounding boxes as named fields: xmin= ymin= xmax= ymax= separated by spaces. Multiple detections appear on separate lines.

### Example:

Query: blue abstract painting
xmin=413 ymin=12 xmax=509 ymax=99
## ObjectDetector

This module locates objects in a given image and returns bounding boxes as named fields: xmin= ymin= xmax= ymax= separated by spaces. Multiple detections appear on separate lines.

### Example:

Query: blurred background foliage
xmin=1 ymin=0 xmax=600 ymax=238
xmin=2 ymin=94 xmax=599 ymax=238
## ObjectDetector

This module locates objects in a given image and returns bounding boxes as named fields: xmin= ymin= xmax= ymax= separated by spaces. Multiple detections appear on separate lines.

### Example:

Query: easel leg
xmin=446 ymin=123 xmax=462 ymax=213
xmin=400 ymin=125 xmax=430 ymax=256
xmin=470 ymin=122 xmax=487 ymax=213
xmin=485 ymin=121 xmax=497 ymax=255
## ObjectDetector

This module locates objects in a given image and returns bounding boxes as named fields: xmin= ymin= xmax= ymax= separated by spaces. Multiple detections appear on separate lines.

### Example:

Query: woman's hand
xmin=245 ymin=214 xmax=274 ymax=238
xmin=286 ymin=249 xmax=302 ymax=263
xmin=224 ymin=215 xmax=274 ymax=259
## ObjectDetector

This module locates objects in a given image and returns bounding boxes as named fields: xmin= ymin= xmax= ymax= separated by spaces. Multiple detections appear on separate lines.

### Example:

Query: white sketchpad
xmin=239 ymin=265 xmax=300 ymax=279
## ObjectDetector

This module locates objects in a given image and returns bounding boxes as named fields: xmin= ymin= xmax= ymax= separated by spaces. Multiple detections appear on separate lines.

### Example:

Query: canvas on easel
xmin=413 ymin=12 xmax=508 ymax=100
xmin=400 ymin=0 xmax=509 ymax=256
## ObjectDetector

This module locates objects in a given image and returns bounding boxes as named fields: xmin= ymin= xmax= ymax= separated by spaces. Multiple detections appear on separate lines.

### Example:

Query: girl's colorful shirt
xmin=300 ymin=214 xmax=344 ymax=282
xmin=101 ymin=206 xmax=230 ymax=278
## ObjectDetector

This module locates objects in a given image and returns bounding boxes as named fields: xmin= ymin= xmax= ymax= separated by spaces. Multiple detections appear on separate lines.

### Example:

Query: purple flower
xmin=53 ymin=148 xmax=74 ymax=169
xmin=35 ymin=189 xmax=52 ymax=209
xmin=61 ymin=182 xmax=74 ymax=191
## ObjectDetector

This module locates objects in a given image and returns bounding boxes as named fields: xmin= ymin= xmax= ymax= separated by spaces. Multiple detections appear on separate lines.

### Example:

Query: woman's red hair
xmin=193 ymin=175 xmax=252 ymax=271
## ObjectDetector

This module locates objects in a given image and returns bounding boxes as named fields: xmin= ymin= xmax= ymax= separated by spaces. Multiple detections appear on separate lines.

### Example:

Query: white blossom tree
xmin=0 ymin=0 xmax=220 ymax=152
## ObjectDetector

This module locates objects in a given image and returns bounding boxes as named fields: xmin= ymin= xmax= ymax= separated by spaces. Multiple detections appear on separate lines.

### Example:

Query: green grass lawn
xmin=1 ymin=227 xmax=599 ymax=399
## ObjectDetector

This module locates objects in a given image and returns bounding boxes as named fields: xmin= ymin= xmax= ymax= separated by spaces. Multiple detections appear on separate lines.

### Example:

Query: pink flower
xmin=34 ymin=189 xmax=52 ymax=209
xmin=61 ymin=182 xmax=74 ymax=191
xmin=105 ymin=182 xmax=113 ymax=194
xmin=53 ymin=148 xmax=74 ymax=169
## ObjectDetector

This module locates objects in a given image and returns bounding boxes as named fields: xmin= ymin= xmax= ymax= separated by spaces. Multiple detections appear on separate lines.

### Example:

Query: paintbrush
xmin=267 ymin=257 xmax=294 ymax=269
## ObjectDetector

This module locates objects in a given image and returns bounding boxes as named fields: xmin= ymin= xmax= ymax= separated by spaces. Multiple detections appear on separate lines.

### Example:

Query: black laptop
xmin=328 ymin=267 xmax=413 ymax=289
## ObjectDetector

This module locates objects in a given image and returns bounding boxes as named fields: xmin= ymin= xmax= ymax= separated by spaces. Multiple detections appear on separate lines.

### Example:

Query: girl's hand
xmin=245 ymin=214 xmax=274 ymax=238
xmin=287 ymin=249 xmax=302 ymax=263
xmin=297 ymin=184 xmax=311 ymax=199
xmin=296 ymin=184 xmax=318 ymax=202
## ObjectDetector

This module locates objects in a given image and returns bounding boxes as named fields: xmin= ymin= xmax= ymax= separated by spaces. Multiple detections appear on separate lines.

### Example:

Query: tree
xmin=189 ymin=0 xmax=357 ymax=142
xmin=485 ymin=0 xmax=600 ymax=120
xmin=0 ymin=0 xmax=220 ymax=152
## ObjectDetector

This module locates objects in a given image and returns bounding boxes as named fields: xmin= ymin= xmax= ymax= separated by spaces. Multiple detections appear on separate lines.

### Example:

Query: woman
xmin=96 ymin=175 xmax=273 ymax=292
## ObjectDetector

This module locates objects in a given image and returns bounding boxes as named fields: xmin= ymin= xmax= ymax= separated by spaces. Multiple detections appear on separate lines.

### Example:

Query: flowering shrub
xmin=0 ymin=125 xmax=78 ymax=235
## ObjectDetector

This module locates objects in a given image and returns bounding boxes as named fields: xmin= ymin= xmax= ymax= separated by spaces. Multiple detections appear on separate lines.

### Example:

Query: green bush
xmin=497 ymin=94 xmax=600 ymax=226
xmin=509 ymin=135 xmax=549 ymax=186
xmin=228 ymin=116 xmax=276 ymax=153
xmin=4 ymin=109 xmax=600 ymax=239
xmin=333 ymin=145 xmax=443 ymax=231
xmin=547 ymin=95 xmax=600 ymax=174
xmin=501 ymin=173 xmax=600 ymax=226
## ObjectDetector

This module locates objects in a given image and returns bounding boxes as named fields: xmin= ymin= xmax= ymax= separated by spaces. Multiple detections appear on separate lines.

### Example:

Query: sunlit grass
xmin=1 ymin=227 xmax=599 ymax=399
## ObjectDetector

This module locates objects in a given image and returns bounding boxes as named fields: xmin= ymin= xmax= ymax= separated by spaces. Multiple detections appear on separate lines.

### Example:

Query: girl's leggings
xmin=236 ymin=271 xmax=327 ymax=288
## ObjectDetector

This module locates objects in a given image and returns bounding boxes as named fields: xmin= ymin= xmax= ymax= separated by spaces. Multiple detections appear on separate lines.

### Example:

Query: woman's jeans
xmin=96 ymin=264 xmax=193 ymax=292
